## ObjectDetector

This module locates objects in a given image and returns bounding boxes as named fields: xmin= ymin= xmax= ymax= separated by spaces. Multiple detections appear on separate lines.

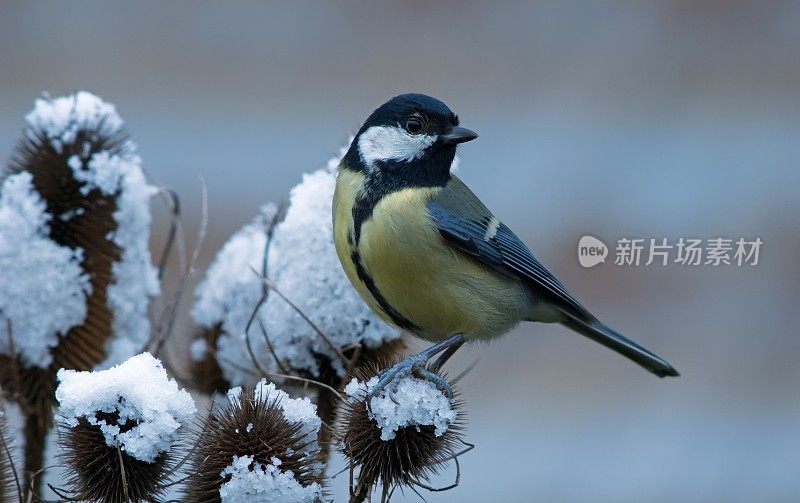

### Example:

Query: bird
xmin=332 ymin=93 xmax=678 ymax=396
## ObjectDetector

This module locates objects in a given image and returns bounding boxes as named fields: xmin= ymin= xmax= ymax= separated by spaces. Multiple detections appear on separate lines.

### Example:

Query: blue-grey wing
xmin=428 ymin=177 xmax=594 ymax=322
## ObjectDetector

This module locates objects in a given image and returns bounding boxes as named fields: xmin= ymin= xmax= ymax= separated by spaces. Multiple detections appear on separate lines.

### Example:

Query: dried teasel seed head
xmin=184 ymin=381 xmax=325 ymax=502
xmin=337 ymin=361 xmax=467 ymax=502
xmin=0 ymin=92 xmax=160 ymax=487
xmin=54 ymin=353 xmax=195 ymax=502
xmin=58 ymin=415 xmax=173 ymax=502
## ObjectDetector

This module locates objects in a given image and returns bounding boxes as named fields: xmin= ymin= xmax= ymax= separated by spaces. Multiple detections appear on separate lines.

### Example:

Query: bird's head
xmin=342 ymin=94 xmax=477 ymax=186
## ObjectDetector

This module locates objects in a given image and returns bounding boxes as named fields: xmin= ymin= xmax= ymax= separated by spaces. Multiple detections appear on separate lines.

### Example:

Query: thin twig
xmin=249 ymin=267 xmax=350 ymax=367
xmin=215 ymin=354 xmax=342 ymax=399
xmin=149 ymin=178 xmax=208 ymax=357
xmin=155 ymin=188 xmax=181 ymax=280
xmin=117 ymin=446 xmax=130 ymax=502
xmin=259 ymin=319 xmax=290 ymax=375
xmin=451 ymin=357 xmax=481 ymax=385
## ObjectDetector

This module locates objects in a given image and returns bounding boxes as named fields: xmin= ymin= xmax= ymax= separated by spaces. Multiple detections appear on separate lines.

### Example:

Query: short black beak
xmin=440 ymin=126 xmax=478 ymax=145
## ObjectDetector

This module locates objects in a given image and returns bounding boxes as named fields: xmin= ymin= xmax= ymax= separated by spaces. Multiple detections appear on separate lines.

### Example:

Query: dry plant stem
xmin=249 ymin=269 xmax=352 ymax=367
xmin=149 ymin=180 xmax=208 ymax=358
xmin=215 ymin=351 xmax=343 ymax=400
xmin=155 ymin=188 xmax=181 ymax=281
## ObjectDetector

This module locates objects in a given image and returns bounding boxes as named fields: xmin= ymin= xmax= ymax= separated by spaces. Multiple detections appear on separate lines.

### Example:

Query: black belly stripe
xmin=352 ymin=190 xmax=381 ymax=246
xmin=350 ymin=250 xmax=420 ymax=332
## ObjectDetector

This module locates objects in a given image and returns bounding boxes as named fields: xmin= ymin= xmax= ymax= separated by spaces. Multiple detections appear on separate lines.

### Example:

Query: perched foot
xmin=366 ymin=334 xmax=465 ymax=403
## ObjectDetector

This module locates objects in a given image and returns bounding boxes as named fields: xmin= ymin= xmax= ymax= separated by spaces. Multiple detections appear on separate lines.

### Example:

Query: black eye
xmin=405 ymin=117 xmax=423 ymax=134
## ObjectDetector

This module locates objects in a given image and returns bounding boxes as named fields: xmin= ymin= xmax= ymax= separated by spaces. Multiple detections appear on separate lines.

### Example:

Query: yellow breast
xmin=333 ymin=168 xmax=529 ymax=342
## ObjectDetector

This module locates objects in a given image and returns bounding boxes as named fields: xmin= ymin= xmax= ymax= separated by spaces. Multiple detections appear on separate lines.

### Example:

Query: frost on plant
xmin=192 ymin=145 xmax=399 ymax=387
xmin=338 ymin=363 xmax=467 ymax=501
xmin=345 ymin=376 xmax=457 ymax=441
xmin=184 ymin=380 xmax=325 ymax=502
xmin=218 ymin=381 xmax=324 ymax=502
xmin=219 ymin=455 xmax=323 ymax=503
xmin=55 ymin=352 xmax=196 ymax=463
xmin=20 ymin=91 xmax=160 ymax=369
xmin=253 ymin=380 xmax=322 ymax=462
xmin=25 ymin=91 xmax=124 ymax=154
xmin=0 ymin=172 xmax=90 ymax=368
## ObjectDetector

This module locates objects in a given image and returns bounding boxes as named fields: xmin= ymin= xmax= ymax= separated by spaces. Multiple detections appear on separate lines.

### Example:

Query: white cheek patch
xmin=357 ymin=125 xmax=437 ymax=170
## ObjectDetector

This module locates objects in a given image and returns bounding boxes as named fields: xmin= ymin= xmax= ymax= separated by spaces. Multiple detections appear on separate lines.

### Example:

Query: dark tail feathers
xmin=561 ymin=316 xmax=679 ymax=378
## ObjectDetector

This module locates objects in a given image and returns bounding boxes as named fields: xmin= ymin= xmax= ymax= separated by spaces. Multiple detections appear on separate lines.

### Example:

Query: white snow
xmin=101 ymin=159 xmax=160 ymax=367
xmin=345 ymin=375 xmax=457 ymax=441
xmin=189 ymin=338 xmax=207 ymax=361
xmin=253 ymin=380 xmax=321 ymax=463
xmin=217 ymin=381 xmax=324 ymax=501
xmin=219 ymin=455 xmax=323 ymax=503
xmin=55 ymin=352 xmax=196 ymax=463
xmin=192 ymin=144 xmax=399 ymax=386
xmin=0 ymin=172 xmax=90 ymax=367
xmin=25 ymin=91 xmax=124 ymax=153
xmin=26 ymin=92 xmax=160 ymax=369
xmin=191 ymin=205 xmax=275 ymax=386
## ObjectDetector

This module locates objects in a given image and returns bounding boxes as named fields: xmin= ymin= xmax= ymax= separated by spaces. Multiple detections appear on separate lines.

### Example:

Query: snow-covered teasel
xmin=338 ymin=362 xmax=467 ymax=501
xmin=191 ymin=204 xmax=277 ymax=386
xmin=219 ymin=455 xmax=323 ymax=503
xmin=25 ymin=91 xmax=125 ymax=154
xmin=191 ymin=144 xmax=399 ymax=387
xmin=0 ymin=172 xmax=90 ymax=367
xmin=344 ymin=376 xmax=457 ymax=441
xmin=255 ymin=380 xmax=321 ymax=455
xmin=184 ymin=380 xmax=325 ymax=502
xmin=3 ymin=91 xmax=160 ymax=370
xmin=55 ymin=352 xmax=196 ymax=463
xmin=29 ymin=94 xmax=161 ymax=367
xmin=0 ymin=402 xmax=19 ymax=501
xmin=1 ymin=91 xmax=163 ymax=491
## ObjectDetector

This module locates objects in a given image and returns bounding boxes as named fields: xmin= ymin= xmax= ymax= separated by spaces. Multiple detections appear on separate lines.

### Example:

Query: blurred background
xmin=1 ymin=1 xmax=798 ymax=501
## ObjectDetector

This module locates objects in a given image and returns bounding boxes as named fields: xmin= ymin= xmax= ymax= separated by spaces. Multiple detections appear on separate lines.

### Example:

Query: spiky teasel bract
xmin=0 ymin=402 xmax=20 ymax=502
xmin=56 ymin=414 xmax=174 ymax=502
xmin=337 ymin=360 xmax=467 ymax=503
xmin=183 ymin=382 xmax=326 ymax=502
xmin=0 ymin=92 xmax=160 ymax=488
xmin=54 ymin=353 xmax=195 ymax=502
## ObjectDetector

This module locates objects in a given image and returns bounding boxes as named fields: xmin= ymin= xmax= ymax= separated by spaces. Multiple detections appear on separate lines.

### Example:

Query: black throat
xmin=342 ymin=142 xmax=454 ymax=246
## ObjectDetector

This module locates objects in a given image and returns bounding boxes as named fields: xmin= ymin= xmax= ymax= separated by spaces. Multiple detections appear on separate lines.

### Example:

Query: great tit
xmin=333 ymin=93 xmax=678 ymax=394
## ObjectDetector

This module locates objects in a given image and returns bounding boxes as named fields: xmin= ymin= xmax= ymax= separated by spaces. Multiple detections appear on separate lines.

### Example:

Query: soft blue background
xmin=1 ymin=2 xmax=798 ymax=501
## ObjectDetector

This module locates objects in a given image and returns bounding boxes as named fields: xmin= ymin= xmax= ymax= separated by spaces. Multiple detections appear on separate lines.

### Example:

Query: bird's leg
xmin=367 ymin=334 xmax=465 ymax=401
xmin=430 ymin=335 xmax=465 ymax=373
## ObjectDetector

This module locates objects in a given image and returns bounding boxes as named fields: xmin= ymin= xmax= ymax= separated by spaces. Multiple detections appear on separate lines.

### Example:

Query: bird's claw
xmin=363 ymin=334 xmax=465 ymax=411
xmin=367 ymin=354 xmax=426 ymax=403
xmin=365 ymin=354 xmax=454 ymax=412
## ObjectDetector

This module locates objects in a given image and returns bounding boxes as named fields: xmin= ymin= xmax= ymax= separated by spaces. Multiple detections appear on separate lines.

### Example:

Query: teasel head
xmin=56 ymin=414 xmax=174 ymax=502
xmin=53 ymin=353 xmax=195 ymax=503
xmin=337 ymin=361 xmax=469 ymax=503
xmin=183 ymin=381 xmax=326 ymax=502
xmin=0 ymin=91 xmax=160 ymax=488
